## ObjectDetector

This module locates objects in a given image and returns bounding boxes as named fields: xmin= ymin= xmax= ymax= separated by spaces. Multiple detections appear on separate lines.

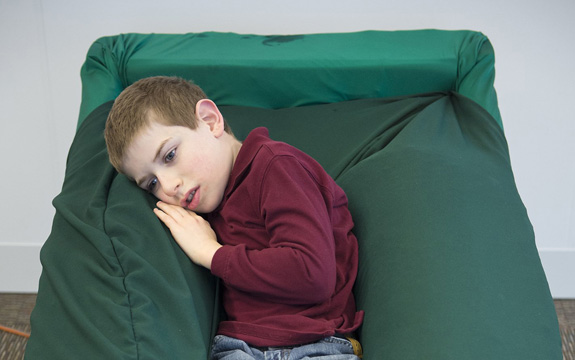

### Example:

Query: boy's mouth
xmin=182 ymin=187 xmax=199 ymax=209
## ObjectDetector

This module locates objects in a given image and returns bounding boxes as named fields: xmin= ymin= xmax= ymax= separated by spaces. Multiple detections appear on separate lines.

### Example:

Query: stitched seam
xmin=103 ymin=177 xmax=141 ymax=360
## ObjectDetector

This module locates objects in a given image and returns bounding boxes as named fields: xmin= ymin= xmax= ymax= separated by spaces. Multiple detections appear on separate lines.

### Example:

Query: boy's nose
xmin=158 ymin=174 xmax=180 ymax=197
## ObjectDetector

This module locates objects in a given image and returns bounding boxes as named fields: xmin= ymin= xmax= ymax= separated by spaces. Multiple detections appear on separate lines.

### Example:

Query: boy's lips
xmin=181 ymin=187 xmax=200 ymax=210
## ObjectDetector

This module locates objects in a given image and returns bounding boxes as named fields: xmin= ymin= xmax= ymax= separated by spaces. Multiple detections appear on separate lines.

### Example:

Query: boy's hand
xmin=154 ymin=201 xmax=222 ymax=270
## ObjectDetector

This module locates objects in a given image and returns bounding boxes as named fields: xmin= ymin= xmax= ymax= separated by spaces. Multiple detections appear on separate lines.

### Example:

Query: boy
xmin=105 ymin=76 xmax=364 ymax=359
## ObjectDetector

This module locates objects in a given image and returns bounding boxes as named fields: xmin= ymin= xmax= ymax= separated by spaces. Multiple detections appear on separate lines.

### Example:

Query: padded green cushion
xmin=28 ymin=92 xmax=561 ymax=359
xmin=78 ymin=30 xmax=501 ymax=128
xmin=223 ymin=92 xmax=561 ymax=358
xmin=28 ymin=103 xmax=219 ymax=360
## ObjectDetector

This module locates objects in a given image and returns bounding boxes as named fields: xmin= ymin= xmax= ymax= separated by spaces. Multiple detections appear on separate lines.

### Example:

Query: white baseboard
xmin=0 ymin=244 xmax=42 ymax=293
xmin=1 ymin=244 xmax=573 ymax=298
xmin=538 ymin=248 xmax=575 ymax=299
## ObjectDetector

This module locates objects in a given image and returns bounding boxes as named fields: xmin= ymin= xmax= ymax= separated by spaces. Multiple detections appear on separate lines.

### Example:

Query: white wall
xmin=1 ymin=0 xmax=573 ymax=297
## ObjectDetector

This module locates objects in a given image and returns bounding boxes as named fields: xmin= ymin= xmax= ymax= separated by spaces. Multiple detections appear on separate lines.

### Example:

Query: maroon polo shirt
xmin=209 ymin=127 xmax=363 ymax=347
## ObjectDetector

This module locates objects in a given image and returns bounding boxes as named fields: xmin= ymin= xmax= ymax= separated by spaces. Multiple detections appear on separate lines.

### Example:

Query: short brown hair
xmin=104 ymin=76 xmax=231 ymax=172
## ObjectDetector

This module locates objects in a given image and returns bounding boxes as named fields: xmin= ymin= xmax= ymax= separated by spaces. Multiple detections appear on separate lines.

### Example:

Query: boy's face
xmin=122 ymin=116 xmax=236 ymax=214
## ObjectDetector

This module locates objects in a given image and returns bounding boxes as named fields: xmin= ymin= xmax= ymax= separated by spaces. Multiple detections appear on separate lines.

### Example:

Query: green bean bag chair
xmin=26 ymin=30 xmax=562 ymax=359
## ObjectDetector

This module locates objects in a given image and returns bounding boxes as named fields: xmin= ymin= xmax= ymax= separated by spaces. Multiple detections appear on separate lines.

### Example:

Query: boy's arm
xmin=211 ymin=155 xmax=342 ymax=305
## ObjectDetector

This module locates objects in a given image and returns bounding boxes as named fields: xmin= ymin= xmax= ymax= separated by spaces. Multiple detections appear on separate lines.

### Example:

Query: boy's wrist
xmin=202 ymin=243 xmax=223 ymax=270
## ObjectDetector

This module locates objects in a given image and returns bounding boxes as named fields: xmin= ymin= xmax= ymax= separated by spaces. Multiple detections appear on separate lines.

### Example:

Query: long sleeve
xmin=211 ymin=155 xmax=338 ymax=305
xmin=207 ymin=127 xmax=362 ymax=347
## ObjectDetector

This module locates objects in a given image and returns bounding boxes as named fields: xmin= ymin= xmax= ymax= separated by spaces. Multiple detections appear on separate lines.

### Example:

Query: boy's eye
xmin=165 ymin=149 xmax=176 ymax=162
xmin=147 ymin=178 xmax=158 ymax=192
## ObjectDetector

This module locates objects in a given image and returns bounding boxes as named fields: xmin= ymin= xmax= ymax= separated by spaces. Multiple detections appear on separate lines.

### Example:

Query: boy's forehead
xmin=122 ymin=123 xmax=168 ymax=175
xmin=128 ymin=122 xmax=169 ymax=157
xmin=124 ymin=121 xmax=190 ymax=165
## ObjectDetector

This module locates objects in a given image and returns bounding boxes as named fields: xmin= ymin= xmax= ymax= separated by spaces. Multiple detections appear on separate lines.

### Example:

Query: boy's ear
xmin=196 ymin=99 xmax=225 ymax=137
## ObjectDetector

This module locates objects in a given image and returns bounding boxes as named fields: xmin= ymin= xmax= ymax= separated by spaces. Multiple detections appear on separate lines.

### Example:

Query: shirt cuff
xmin=210 ymin=244 xmax=232 ymax=280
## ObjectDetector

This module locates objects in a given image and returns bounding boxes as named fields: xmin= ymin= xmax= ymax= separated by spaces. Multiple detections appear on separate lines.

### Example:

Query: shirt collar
xmin=215 ymin=127 xmax=271 ymax=213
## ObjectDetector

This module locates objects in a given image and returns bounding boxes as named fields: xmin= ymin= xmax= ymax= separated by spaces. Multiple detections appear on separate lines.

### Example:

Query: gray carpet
xmin=556 ymin=299 xmax=575 ymax=360
xmin=1 ymin=294 xmax=573 ymax=359
xmin=0 ymin=294 xmax=34 ymax=360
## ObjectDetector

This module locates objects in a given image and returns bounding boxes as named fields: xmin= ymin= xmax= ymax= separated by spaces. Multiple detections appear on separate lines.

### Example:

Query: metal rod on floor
xmin=0 ymin=324 xmax=30 ymax=338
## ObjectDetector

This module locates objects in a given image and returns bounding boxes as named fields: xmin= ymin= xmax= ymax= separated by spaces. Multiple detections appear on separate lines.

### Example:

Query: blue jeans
xmin=210 ymin=335 xmax=360 ymax=360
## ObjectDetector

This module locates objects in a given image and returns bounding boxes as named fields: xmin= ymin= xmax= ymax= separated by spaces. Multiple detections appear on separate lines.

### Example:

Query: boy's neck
xmin=226 ymin=134 xmax=243 ymax=168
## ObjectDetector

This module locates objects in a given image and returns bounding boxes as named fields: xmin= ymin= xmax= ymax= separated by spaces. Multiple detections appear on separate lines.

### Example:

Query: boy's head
xmin=105 ymin=76 xmax=232 ymax=173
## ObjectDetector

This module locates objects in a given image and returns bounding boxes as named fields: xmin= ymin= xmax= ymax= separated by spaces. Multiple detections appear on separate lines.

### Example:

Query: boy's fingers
xmin=156 ymin=201 xmax=186 ymax=218
xmin=153 ymin=207 xmax=171 ymax=224
xmin=154 ymin=208 xmax=186 ymax=231
xmin=155 ymin=202 xmax=200 ymax=225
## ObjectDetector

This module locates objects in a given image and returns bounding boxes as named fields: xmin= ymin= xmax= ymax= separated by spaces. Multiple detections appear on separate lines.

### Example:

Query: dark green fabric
xmin=27 ymin=102 xmax=218 ymax=360
xmin=223 ymin=92 xmax=561 ymax=359
xmin=28 ymin=92 xmax=562 ymax=359
xmin=78 ymin=30 xmax=501 ymax=128
xmin=27 ymin=30 xmax=560 ymax=359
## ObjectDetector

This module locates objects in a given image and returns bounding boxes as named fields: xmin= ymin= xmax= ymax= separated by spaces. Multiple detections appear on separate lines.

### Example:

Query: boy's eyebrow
xmin=135 ymin=137 xmax=172 ymax=187
xmin=154 ymin=137 xmax=172 ymax=163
